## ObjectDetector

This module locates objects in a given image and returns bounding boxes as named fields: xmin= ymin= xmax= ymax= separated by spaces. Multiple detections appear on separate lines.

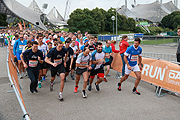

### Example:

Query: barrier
xmin=111 ymin=53 xmax=180 ymax=96
xmin=7 ymin=42 xmax=30 ymax=120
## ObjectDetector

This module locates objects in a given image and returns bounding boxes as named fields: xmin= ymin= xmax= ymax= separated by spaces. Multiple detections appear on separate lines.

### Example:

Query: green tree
xmin=0 ymin=14 xmax=8 ymax=26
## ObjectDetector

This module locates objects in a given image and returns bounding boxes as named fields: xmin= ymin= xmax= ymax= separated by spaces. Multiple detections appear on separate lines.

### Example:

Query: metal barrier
xmin=7 ymin=45 xmax=30 ymax=120
xmin=142 ymin=52 xmax=177 ymax=62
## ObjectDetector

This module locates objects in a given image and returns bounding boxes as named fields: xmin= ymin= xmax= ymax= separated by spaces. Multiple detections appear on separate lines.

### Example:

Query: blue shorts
xmin=16 ymin=52 xmax=21 ymax=60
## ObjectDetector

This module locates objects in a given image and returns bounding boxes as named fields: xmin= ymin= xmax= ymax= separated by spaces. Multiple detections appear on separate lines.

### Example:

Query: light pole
xmin=112 ymin=8 xmax=121 ymax=41
xmin=111 ymin=16 xmax=115 ymax=40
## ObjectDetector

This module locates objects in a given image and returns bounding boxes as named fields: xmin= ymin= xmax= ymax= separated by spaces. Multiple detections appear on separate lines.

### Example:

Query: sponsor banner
xmin=111 ymin=53 xmax=180 ymax=94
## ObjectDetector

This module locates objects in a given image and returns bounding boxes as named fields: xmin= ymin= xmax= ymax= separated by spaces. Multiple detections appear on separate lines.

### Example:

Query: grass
xmin=129 ymin=38 xmax=177 ymax=45
xmin=148 ymin=27 xmax=164 ymax=32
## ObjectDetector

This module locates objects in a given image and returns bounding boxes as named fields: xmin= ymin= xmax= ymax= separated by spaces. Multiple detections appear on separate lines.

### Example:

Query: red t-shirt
xmin=75 ymin=41 xmax=79 ymax=47
xmin=119 ymin=40 xmax=129 ymax=54
xmin=46 ymin=39 xmax=52 ymax=44
xmin=111 ymin=43 xmax=120 ymax=53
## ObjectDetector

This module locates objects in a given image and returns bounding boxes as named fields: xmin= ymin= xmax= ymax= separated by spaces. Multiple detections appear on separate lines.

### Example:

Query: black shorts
xmin=104 ymin=61 xmax=111 ymax=66
xmin=65 ymin=61 xmax=70 ymax=73
xmin=39 ymin=62 xmax=48 ymax=70
xmin=90 ymin=67 xmax=104 ymax=76
xmin=72 ymin=57 xmax=77 ymax=69
xmin=76 ymin=67 xmax=88 ymax=75
xmin=51 ymin=65 xmax=65 ymax=77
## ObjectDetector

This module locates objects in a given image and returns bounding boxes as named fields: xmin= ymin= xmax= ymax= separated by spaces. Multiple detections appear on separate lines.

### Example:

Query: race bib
xmin=131 ymin=55 xmax=138 ymax=61
xmin=29 ymin=60 xmax=38 ymax=67
xmin=19 ymin=45 xmax=24 ymax=51
xmin=80 ymin=61 xmax=88 ymax=66
xmin=54 ymin=58 xmax=62 ymax=65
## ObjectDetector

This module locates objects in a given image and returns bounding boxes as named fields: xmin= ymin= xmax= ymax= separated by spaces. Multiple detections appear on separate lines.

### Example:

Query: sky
xmin=16 ymin=0 xmax=180 ymax=18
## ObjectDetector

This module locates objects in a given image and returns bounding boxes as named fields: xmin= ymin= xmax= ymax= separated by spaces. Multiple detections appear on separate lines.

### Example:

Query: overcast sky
xmin=16 ymin=0 xmax=179 ymax=18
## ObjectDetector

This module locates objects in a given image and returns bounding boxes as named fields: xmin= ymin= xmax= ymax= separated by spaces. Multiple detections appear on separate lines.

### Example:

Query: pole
xmin=113 ymin=20 xmax=114 ymax=40
xmin=116 ymin=10 xmax=117 ymax=41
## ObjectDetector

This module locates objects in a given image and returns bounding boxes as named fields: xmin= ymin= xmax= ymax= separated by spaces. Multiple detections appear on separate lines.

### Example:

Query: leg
xmin=119 ymin=74 xmax=129 ymax=84
xmin=82 ymin=71 xmax=89 ymax=90
xmin=18 ymin=60 xmax=22 ymax=74
xmin=134 ymin=71 xmax=141 ymax=88
xmin=120 ymin=53 xmax=125 ymax=77
xmin=27 ymin=69 xmax=37 ymax=93
xmin=59 ymin=73 xmax=65 ymax=92
xmin=75 ymin=74 xmax=81 ymax=87
xmin=104 ymin=65 xmax=110 ymax=77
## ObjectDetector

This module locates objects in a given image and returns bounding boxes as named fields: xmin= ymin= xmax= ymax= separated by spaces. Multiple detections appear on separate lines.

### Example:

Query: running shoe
xmin=38 ymin=83 xmax=42 ymax=88
xmin=20 ymin=74 xmax=23 ymax=79
xmin=132 ymin=90 xmax=141 ymax=95
xmin=117 ymin=83 xmax=121 ymax=91
xmin=74 ymin=86 xmax=78 ymax=93
xmin=88 ymin=85 xmax=92 ymax=91
xmin=71 ymin=74 xmax=74 ymax=80
xmin=40 ymin=78 xmax=42 ymax=82
xmin=30 ymin=88 xmax=34 ymax=93
xmin=34 ymin=89 xmax=38 ymax=93
xmin=107 ymin=74 xmax=110 ymax=77
xmin=104 ymin=77 xmax=108 ymax=82
xmin=82 ymin=91 xmax=87 ymax=98
xmin=95 ymin=83 xmax=100 ymax=91
xmin=50 ymin=83 xmax=53 ymax=91
xmin=58 ymin=93 xmax=63 ymax=101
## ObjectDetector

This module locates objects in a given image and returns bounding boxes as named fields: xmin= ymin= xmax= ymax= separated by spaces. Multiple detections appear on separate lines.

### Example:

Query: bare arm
xmin=20 ymin=54 xmax=28 ymax=68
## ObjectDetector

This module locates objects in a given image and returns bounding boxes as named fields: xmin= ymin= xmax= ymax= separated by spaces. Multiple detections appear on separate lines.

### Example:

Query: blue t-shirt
xmin=13 ymin=39 xmax=27 ymax=55
xmin=124 ymin=45 xmax=142 ymax=67
xmin=103 ymin=45 xmax=112 ymax=62
xmin=80 ymin=45 xmax=85 ymax=51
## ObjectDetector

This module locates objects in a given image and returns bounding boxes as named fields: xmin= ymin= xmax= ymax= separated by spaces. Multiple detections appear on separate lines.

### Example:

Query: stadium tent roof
xmin=118 ymin=1 xmax=180 ymax=23
xmin=0 ymin=0 xmax=46 ymax=30
xmin=47 ymin=6 xmax=68 ymax=26
xmin=28 ymin=0 xmax=43 ymax=14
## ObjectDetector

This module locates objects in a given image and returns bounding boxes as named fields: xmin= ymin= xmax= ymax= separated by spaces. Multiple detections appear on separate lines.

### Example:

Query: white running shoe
xmin=20 ymin=74 xmax=23 ymax=79
xmin=58 ymin=93 xmax=63 ymax=101
xmin=82 ymin=91 xmax=87 ymax=98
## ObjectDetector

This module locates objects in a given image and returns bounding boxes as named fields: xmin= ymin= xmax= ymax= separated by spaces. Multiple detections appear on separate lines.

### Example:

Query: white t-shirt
xmin=76 ymin=52 xmax=91 ymax=69
xmin=70 ymin=45 xmax=78 ymax=58
xmin=38 ymin=44 xmax=47 ymax=59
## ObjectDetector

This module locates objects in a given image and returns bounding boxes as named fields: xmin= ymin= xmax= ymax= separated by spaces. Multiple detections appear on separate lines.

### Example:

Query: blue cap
xmin=84 ymin=40 xmax=89 ymax=43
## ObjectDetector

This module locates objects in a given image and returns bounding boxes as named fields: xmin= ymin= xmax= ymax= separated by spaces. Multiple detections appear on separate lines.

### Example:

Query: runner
xmin=70 ymin=40 xmax=79 ymax=80
xmin=37 ymin=33 xmax=48 ymax=88
xmin=85 ymin=36 xmax=96 ymax=55
xmin=103 ymin=40 xmax=112 ymax=82
xmin=88 ymin=42 xmax=106 ymax=91
xmin=13 ymin=34 xmax=27 ymax=79
xmin=117 ymin=38 xmax=142 ymax=95
xmin=20 ymin=41 xmax=43 ymax=93
xmin=64 ymin=39 xmax=74 ymax=81
xmin=119 ymin=35 xmax=130 ymax=77
xmin=45 ymin=41 xmax=68 ymax=101
xmin=74 ymin=47 xmax=92 ymax=98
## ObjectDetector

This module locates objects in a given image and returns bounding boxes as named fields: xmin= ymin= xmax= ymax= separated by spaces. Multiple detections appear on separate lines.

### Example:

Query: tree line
xmin=67 ymin=7 xmax=135 ymax=34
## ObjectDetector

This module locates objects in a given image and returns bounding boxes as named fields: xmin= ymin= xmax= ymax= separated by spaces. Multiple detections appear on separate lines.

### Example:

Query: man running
xmin=20 ymin=41 xmax=43 ymax=93
xmin=88 ymin=42 xmax=106 ymax=91
xmin=13 ymin=34 xmax=27 ymax=79
xmin=103 ymin=40 xmax=112 ymax=82
xmin=64 ymin=39 xmax=74 ymax=81
xmin=117 ymin=38 xmax=142 ymax=95
xmin=45 ymin=41 xmax=68 ymax=101
xmin=74 ymin=47 xmax=92 ymax=98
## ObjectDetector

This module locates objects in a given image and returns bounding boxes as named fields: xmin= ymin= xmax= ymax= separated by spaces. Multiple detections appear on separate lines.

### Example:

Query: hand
xmin=127 ymin=65 xmax=132 ymax=70
xmin=64 ymin=62 xmax=66 ymax=68
xmin=139 ymin=65 xmax=142 ymax=71
xmin=69 ymin=66 xmax=72 ymax=71
xmin=38 ymin=56 xmax=41 ymax=61
xmin=98 ymin=58 xmax=104 ymax=63
xmin=24 ymin=63 xmax=28 ymax=68
xmin=88 ymin=66 xmax=92 ymax=70
xmin=52 ymin=63 xmax=57 ymax=67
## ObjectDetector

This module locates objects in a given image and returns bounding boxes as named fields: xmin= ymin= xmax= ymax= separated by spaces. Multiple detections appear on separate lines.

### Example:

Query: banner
xmin=111 ymin=53 xmax=180 ymax=94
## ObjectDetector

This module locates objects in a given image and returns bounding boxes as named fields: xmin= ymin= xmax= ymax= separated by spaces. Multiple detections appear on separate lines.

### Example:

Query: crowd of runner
xmin=0 ymin=28 xmax=142 ymax=101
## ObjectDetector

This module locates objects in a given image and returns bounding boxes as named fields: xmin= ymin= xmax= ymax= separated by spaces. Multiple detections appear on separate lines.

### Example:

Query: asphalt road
xmin=0 ymin=45 xmax=179 ymax=120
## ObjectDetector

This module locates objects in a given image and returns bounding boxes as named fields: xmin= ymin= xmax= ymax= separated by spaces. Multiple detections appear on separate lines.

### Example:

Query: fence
xmin=7 ymin=42 xmax=30 ymax=120
xmin=112 ymin=53 xmax=180 ymax=97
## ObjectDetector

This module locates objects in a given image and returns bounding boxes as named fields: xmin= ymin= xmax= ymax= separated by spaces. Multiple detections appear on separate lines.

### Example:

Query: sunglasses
xmin=20 ymin=37 xmax=23 ymax=38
